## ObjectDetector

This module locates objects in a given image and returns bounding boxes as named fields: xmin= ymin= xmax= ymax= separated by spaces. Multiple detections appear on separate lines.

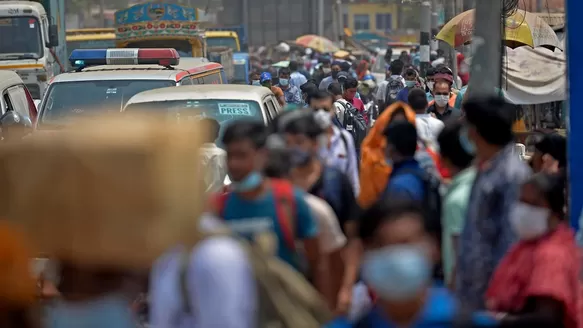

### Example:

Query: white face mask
xmin=427 ymin=81 xmax=435 ymax=91
xmin=322 ymin=67 xmax=331 ymax=74
xmin=434 ymin=94 xmax=449 ymax=107
xmin=510 ymin=202 xmax=550 ymax=240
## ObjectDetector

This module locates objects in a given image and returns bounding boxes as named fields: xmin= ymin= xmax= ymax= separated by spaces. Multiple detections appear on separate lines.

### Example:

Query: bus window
xmin=201 ymin=70 xmax=222 ymax=85
xmin=190 ymin=76 xmax=203 ymax=84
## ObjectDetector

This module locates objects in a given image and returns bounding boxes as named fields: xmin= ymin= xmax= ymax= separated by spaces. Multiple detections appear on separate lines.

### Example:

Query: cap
xmin=260 ymin=72 xmax=272 ymax=83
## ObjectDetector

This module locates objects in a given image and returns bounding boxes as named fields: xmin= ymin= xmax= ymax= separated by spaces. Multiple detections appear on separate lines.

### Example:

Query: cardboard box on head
xmin=0 ymin=113 xmax=210 ymax=270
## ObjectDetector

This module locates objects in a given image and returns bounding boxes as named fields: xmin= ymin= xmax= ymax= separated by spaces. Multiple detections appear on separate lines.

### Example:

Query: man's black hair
xmin=535 ymin=133 xmax=566 ymax=168
xmin=342 ymin=76 xmax=358 ymax=89
xmin=389 ymin=60 xmax=404 ymax=75
xmin=436 ymin=65 xmax=453 ymax=76
xmin=279 ymin=67 xmax=291 ymax=76
xmin=264 ymin=148 xmax=292 ymax=179
xmin=249 ymin=71 xmax=260 ymax=79
xmin=527 ymin=172 xmax=567 ymax=219
xmin=289 ymin=60 xmax=299 ymax=72
xmin=307 ymin=78 xmax=318 ymax=85
xmin=463 ymin=96 xmax=515 ymax=146
xmin=408 ymin=88 xmax=428 ymax=113
xmin=222 ymin=121 xmax=267 ymax=149
xmin=283 ymin=113 xmax=323 ymax=140
xmin=340 ymin=61 xmax=351 ymax=72
xmin=437 ymin=120 xmax=474 ymax=170
xmin=300 ymin=82 xmax=317 ymax=94
xmin=200 ymin=118 xmax=220 ymax=142
xmin=383 ymin=121 xmax=417 ymax=157
xmin=310 ymin=90 xmax=333 ymax=102
xmin=327 ymin=82 xmax=343 ymax=96
xmin=426 ymin=67 xmax=436 ymax=77
xmin=359 ymin=199 xmax=426 ymax=242
xmin=404 ymin=68 xmax=417 ymax=77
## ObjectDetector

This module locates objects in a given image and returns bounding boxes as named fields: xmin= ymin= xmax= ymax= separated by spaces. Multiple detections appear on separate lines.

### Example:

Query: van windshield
xmin=0 ymin=17 xmax=43 ymax=59
xmin=40 ymin=80 xmax=175 ymax=123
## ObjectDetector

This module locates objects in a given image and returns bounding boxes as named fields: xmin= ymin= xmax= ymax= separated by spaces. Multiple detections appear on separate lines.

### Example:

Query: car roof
xmin=51 ymin=58 xmax=217 ymax=83
xmin=0 ymin=71 xmax=24 ymax=91
xmin=125 ymin=85 xmax=273 ymax=107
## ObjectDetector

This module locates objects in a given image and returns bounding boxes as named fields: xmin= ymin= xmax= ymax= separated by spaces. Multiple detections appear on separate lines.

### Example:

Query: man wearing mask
xmin=375 ymin=60 xmax=405 ymax=109
xmin=342 ymin=77 xmax=368 ymax=124
xmin=425 ymin=67 xmax=436 ymax=102
xmin=300 ymin=81 xmax=318 ymax=107
xmin=319 ymin=61 xmax=342 ymax=91
xmin=396 ymin=68 xmax=419 ymax=103
xmin=277 ymin=67 xmax=304 ymax=106
xmin=249 ymin=71 xmax=261 ymax=86
xmin=327 ymin=200 xmax=496 ymax=327
xmin=289 ymin=60 xmax=308 ymax=87
xmin=408 ymin=88 xmax=444 ymax=144
xmin=309 ymin=90 xmax=360 ymax=195
xmin=457 ymin=96 xmax=531 ymax=310
xmin=313 ymin=57 xmax=332 ymax=85
xmin=260 ymin=72 xmax=285 ymax=107
xmin=427 ymin=81 xmax=459 ymax=121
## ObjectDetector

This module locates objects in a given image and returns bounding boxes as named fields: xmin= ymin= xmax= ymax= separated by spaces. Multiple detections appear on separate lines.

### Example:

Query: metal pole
xmin=536 ymin=0 xmax=543 ymax=12
xmin=567 ymin=0 xmax=582 ymax=230
xmin=431 ymin=0 xmax=439 ymax=51
xmin=420 ymin=2 xmax=431 ymax=77
xmin=318 ymin=0 xmax=325 ymax=37
xmin=337 ymin=0 xmax=344 ymax=46
xmin=465 ymin=0 xmax=502 ymax=98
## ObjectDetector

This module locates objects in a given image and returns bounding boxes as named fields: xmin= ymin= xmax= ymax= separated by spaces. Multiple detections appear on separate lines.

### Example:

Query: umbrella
xmin=295 ymin=35 xmax=339 ymax=53
xmin=436 ymin=9 xmax=561 ymax=50
xmin=272 ymin=61 xmax=290 ymax=68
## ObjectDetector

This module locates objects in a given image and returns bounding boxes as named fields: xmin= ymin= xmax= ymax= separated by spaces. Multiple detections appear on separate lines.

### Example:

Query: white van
xmin=0 ymin=71 xmax=38 ymax=125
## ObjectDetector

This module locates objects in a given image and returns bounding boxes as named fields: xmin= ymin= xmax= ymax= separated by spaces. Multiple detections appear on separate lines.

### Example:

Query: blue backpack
xmin=319 ymin=166 xmax=344 ymax=218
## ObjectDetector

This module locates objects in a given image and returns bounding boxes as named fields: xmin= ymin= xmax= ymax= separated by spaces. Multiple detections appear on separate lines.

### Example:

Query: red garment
xmin=486 ymin=224 xmax=582 ymax=328
xmin=357 ymin=60 xmax=369 ymax=80
xmin=350 ymin=97 xmax=368 ymax=124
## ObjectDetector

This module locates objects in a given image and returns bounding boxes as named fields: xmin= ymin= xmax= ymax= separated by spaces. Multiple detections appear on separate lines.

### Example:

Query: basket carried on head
xmin=0 ymin=114 xmax=209 ymax=270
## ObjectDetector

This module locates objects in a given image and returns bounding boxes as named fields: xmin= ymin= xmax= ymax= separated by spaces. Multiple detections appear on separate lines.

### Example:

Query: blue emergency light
xmin=68 ymin=48 xmax=180 ymax=68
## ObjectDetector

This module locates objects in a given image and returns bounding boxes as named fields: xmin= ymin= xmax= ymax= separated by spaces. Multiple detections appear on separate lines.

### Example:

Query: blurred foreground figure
xmin=0 ymin=114 xmax=210 ymax=328
xmin=0 ymin=221 xmax=39 ymax=328
xmin=486 ymin=173 xmax=581 ymax=328
xmin=456 ymin=97 xmax=531 ymax=310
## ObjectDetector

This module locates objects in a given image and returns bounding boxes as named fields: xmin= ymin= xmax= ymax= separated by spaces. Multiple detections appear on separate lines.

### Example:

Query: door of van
xmin=2 ymin=84 xmax=38 ymax=124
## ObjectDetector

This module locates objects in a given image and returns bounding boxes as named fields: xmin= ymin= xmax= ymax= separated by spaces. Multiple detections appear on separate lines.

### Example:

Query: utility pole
xmin=431 ymin=0 xmax=439 ymax=51
xmin=465 ymin=0 xmax=502 ymax=98
xmin=567 ymin=0 xmax=583 ymax=230
xmin=420 ymin=2 xmax=431 ymax=77
xmin=536 ymin=0 xmax=543 ymax=12
xmin=318 ymin=0 xmax=325 ymax=37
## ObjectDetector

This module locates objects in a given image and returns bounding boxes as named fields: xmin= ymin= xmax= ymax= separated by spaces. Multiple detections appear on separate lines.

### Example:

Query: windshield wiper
xmin=0 ymin=53 xmax=39 ymax=60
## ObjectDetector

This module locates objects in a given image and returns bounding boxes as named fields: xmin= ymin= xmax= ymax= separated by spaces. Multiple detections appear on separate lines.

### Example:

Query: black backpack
xmin=384 ymin=76 xmax=405 ymax=107
xmin=336 ymin=100 xmax=368 ymax=151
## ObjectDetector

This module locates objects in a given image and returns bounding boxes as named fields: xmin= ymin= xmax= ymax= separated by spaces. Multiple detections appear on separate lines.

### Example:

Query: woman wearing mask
xmin=486 ymin=172 xmax=581 ymax=328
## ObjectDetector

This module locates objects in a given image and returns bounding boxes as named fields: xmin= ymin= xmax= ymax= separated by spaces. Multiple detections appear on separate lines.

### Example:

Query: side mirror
xmin=47 ymin=25 xmax=59 ymax=47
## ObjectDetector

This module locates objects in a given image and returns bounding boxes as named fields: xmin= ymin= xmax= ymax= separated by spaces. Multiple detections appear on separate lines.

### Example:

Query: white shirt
xmin=149 ymin=215 xmax=257 ymax=328
xmin=304 ymin=194 xmax=346 ymax=253
xmin=375 ymin=75 xmax=406 ymax=103
xmin=319 ymin=126 xmax=360 ymax=196
xmin=415 ymin=114 xmax=445 ymax=145
xmin=200 ymin=143 xmax=227 ymax=193
xmin=334 ymin=99 xmax=350 ymax=124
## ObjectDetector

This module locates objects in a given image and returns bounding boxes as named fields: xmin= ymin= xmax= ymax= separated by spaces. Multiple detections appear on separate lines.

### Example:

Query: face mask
xmin=314 ymin=109 xmax=332 ymax=129
xmin=290 ymin=148 xmax=312 ymax=167
xmin=251 ymin=80 xmax=261 ymax=86
xmin=459 ymin=126 xmax=476 ymax=155
xmin=434 ymin=94 xmax=449 ymax=107
xmin=331 ymin=71 xmax=339 ymax=79
xmin=427 ymin=81 xmax=435 ymax=91
xmin=46 ymin=295 xmax=135 ymax=328
xmin=510 ymin=202 xmax=550 ymax=240
xmin=230 ymin=171 xmax=263 ymax=192
xmin=362 ymin=245 xmax=431 ymax=301
xmin=279 ymin=78 xmax=289 ymax=87
xmin=322 ymin=67 xmax=331 ymax=74
xmin=405 ymin=81 xmax=416 ymax=88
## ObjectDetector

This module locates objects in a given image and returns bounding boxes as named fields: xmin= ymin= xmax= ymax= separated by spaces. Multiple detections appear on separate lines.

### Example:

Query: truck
xmin=0 ymin=0 xmax=67 ymax=99
xmin=206 ymin=45 xmax=234 ymax=83
xmin=206 ymin=25 xmax=249 ymax=84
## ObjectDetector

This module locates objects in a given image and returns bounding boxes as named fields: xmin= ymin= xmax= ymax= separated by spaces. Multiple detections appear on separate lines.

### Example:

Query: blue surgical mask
xmin=251 ymin=80 xmax=261 ymax=86
xmin=279 ymin=78 xmax=289 ymax=87
xmin=290 ymin=148 xmax=312 ymax=167
xmin=230 ymin=171 xmax=263 ymax=192
xmin=46 ymin=295 xmax=135 ymax=328
xmin=459 ymin=126 xmax=476 ymax=155
xmin=405 ymin=80 xmax=416 ymax=88
xmin=362 ymin=245 xmax=431 ymax=301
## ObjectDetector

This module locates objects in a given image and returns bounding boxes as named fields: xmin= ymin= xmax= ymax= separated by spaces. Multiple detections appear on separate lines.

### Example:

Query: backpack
xmin=318 ymin=166 xmax=344 ymax=220
xmin=337 ymin=100 xmax=368 ymax=151
xmin=384 ymin=76 xmax=404 ymax=106
xmin=178 ymin=179 xmax=333 ymax=328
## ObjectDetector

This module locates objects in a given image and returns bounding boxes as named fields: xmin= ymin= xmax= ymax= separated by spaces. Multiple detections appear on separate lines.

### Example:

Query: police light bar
xmin=69 ymin=48 xmax=180 ymax=68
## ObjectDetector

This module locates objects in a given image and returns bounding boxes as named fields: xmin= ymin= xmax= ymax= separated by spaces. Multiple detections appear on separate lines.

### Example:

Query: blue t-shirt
xmin=325 ymin=287 xmax=497 ymax=328
xmin=222 ymin=187 xmax=318 ymax=269
xmin=396 ymin=87 xmax=411 ymax=103
xmin=382 ymin=159 xmax=426 ymax=202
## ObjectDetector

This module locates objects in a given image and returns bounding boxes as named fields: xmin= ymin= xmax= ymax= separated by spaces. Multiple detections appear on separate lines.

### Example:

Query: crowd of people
xmin=0 ymin=46 xmax=578 ymax=328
